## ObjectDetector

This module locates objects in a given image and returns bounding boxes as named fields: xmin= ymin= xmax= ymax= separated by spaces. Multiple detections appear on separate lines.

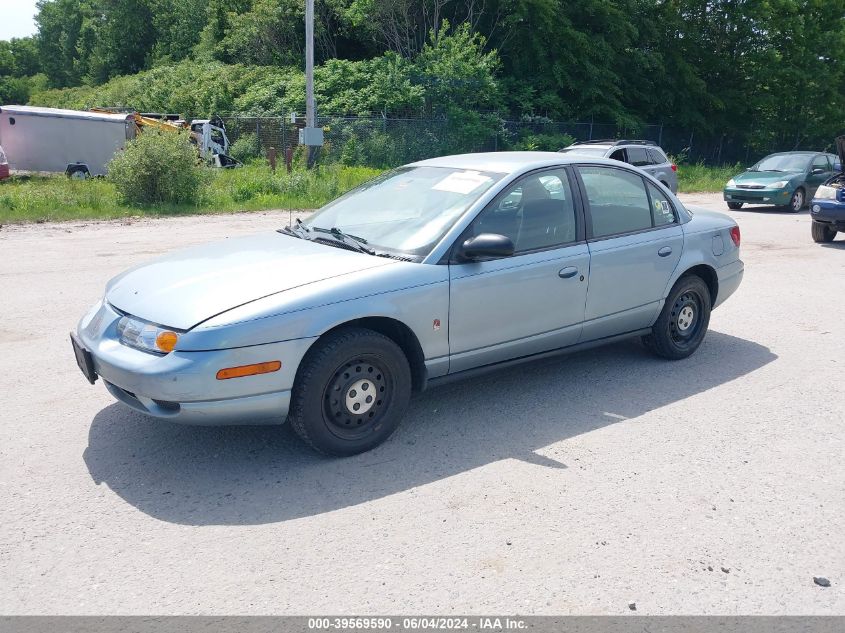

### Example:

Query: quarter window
xmin=470 ymin=169 xmax=577 ymax=254
xmin=579 ymin=166 xmax=653 ymax=237
xmin=647 ymin=182 xmax=676 ymax=227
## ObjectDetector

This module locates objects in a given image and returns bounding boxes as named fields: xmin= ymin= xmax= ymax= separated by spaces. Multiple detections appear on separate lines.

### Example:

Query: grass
xmin=0 ymin=159 xmax=742 ymax=224
xmin=0 ymin=163 xmax=382 ymax=224
xmin=676 ymin=162 xmax=740 ymax=193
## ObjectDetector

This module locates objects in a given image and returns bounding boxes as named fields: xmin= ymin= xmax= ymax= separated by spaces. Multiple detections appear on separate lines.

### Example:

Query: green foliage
xmin=676 ymin=162 xmax=743 ymax=194
xmin=511 ymin=132 xmax=575 ymax=152
xmin=107 ymin=130 xmax=207 ymax=206
xmin=228 ymin=132 xmax=263 ymax=163
xmin=0 ymin=164 xmax=382 ymax=223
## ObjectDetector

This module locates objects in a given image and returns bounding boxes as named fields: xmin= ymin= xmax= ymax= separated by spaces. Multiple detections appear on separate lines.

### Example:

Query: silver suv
xmin=559 ymin=140 xmax=678 ymax=193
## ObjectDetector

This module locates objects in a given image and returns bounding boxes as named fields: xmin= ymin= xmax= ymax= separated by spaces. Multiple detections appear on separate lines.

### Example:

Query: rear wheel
xmin=643 ymin=275 xmax=711 ymax=360
xmin=727 ymin=202 xmax=743 ymax=210
xmin=288 ymin=327 xmax=411 ymax=456
xmin=811 ymin=221 xmax=837 ymax=243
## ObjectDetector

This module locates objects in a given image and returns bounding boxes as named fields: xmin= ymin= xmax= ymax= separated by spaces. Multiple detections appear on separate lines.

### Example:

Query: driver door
xmin=806 ymin=154 xmax=835 ymax=198
xmin=447 ymin=168 xmax=590 ymax=373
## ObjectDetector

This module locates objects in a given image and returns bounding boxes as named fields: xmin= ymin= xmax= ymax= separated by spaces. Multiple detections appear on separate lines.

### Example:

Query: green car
xmin=723 ymin=151 xmax=839 ymax=212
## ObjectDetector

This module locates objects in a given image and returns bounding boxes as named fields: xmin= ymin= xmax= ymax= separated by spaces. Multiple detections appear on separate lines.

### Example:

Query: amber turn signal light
xmin=216 ymin=361 xmax=281 ymax=380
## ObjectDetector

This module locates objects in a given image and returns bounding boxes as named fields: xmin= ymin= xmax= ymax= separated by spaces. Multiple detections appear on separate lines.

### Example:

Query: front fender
xmin=178 ymin=263 xmax=451 ymax=366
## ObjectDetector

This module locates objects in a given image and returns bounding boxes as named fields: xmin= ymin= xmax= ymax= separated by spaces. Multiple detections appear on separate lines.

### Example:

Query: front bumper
xmin=75 ymin=299 xmax=317 ymax=425
xmin=724 ymin=186 xmax=791 ymax=205
xmin=810 ymin=199 xmax=845 ymax=228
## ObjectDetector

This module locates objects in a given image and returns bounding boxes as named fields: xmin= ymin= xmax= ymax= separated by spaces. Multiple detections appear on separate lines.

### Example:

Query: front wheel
xmin=643 ymin=275 xmax=712 ymax=360
xmin=288 ymin=327 xmax=412 ymax=456
xmin=785 ymin=188 xmax=804 ymax=212
xmin=811 ymin=221 xmax=837 ymax=243
xmin=727 ymin=202 xmax=743 ymax=210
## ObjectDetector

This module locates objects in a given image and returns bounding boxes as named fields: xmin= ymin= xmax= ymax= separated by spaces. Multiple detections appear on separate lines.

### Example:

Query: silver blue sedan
xmin=72 ymin=152 xmax=744 ymax=455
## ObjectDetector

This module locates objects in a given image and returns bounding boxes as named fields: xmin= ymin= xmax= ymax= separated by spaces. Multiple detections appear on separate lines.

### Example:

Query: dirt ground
xmin=1 ymin=193 xmax=843 ymax=614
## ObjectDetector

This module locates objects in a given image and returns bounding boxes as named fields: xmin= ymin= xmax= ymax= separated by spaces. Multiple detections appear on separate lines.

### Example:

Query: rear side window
xmin=579 ymin=166 xmax=653 ymax=237
xmin=626 ymin=147 xmax=650 ymax=167
xmin=647 ymin=182 xmax=676 ymax=227
xmin=648 ymin=148 xmax=668 ymax=164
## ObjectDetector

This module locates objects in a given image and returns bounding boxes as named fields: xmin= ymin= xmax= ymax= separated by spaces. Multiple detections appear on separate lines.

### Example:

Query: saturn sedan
xmin=72 ymin=152 xmax=744 ymax=455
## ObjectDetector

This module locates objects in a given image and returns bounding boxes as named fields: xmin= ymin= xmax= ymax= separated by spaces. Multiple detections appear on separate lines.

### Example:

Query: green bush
xmin=107 ymin=130 xmax=207 ymax=206
xmin=229 ymin=132 xmax=263 ymax=163
xmin=511 ymin=132 xmax=575 ymax=152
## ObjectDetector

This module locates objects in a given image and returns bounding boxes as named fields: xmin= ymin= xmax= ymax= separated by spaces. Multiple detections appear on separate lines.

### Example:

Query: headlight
xmin=815 ymin=185 xmax=838 ymax=200
xmin=116 ymin=315 xmax=181 ymax=354
xmin=768 ymin=180 xmax=789 ymax=189
xmin=726 ymin=179 xmax=736 ymax=187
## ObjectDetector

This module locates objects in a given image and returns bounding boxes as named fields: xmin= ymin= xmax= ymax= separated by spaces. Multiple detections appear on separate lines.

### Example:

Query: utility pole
xmin=302 ymin=0 xmax=322 ymax=168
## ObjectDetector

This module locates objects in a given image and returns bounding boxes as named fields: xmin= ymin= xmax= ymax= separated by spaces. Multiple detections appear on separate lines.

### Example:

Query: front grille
xmin=736 ymin=184 xmax=765 ymax=190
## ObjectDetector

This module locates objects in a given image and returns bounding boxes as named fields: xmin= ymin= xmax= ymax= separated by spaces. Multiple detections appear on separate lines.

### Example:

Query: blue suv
xmin=810 ymin=137 xmax=845 ymax=243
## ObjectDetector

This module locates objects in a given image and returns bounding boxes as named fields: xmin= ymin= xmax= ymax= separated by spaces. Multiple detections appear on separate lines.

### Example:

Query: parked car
xmin=71 ymin=152 xmax=743 ymax=456
xmin=723 ymin=151 xmax=839 ymax=212
xmin=809 ymin=137 xmax=845 ymax=243
xmin=559 ymin=140 xmax=678 ymax=193
xmin=0 ymin=144 xmax=9 ymax=180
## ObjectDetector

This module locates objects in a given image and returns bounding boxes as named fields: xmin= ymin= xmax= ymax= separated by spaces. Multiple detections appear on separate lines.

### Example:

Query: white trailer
xmin=0 ymin=105 xmax=136 ymax=177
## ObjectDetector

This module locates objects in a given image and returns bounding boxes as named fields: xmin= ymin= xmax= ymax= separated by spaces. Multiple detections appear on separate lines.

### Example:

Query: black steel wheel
xmin=288 ymin=327 xmax=411 ymax=456
xmin=643 ymin=275 xmax=711 ymax=360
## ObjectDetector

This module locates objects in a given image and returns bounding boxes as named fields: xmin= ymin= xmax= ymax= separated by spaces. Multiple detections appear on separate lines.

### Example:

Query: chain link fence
xmin=218 ymin=115 xmax=820 ymax=168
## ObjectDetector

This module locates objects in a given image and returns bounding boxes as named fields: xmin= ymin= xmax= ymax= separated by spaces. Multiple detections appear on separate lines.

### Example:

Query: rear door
xmin=574 ymin=165 xmax=683 ymax=341
xmin=447 ymin=167 xmax=590 ymax=373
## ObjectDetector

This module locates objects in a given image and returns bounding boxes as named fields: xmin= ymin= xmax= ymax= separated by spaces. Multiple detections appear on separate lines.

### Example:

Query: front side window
xmin=812 ymin=155 xmax=830 ymax=172
xmin=467 ymin=169 xmax=577 ymax=254
xmin=305 ymin=166 xmax=504 ymax=256
xmin=578 ymin=166 xmax=653 ymax=237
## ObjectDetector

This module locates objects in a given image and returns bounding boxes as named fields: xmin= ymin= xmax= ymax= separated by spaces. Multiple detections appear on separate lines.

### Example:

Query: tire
xmin=66 ymin=165 xmax=90 ymax=180
xmin=288 ymin=327 xmax=412 ymax=456
xmin=643 ymin=275 xmax=712 ymax=360
xmin=811 ymin=221 xmax=837 ymax=243
xmin=785 ymin=188 xmax=804 ymax=212
xmin=727 ymin=202 xmax=743 ymax=210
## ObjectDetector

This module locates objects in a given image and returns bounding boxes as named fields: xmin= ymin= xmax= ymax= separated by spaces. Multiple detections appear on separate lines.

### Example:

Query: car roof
xmin=410 ymin=151 xmax=622 ymax=175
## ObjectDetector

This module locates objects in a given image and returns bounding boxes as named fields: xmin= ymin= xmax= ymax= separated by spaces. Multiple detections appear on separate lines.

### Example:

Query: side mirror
xmin=812 ymin=167 xmax=826 ymax=175
xmin=459 ymin=233 xmax=515 ymax=261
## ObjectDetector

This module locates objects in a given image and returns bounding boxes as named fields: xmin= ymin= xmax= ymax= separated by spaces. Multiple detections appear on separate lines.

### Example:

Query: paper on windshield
xmin=432 ymin=171 xmax=492 ymax=195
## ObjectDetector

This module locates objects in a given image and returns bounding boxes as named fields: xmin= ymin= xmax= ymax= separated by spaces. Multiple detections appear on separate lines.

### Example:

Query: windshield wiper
xmin=277 ymin=218 xmax=311 ymax=239
xmin=312 ymin=226 xmax=375 ymax=255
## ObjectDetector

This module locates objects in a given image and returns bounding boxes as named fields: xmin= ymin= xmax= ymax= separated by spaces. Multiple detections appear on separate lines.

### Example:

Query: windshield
xmin=559 ymin=147 xmax=610 ymax=157
xmin=303 ymin=166 xmax=504 ymax=256
xmin=751 ymin=153 xmax=813 ymax=172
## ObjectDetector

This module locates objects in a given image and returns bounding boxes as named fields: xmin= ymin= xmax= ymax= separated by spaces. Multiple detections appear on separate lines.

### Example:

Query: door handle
xmin=558 ymin=266 xmax=579 ymax=279
xmin=658 ymin=246 xmax=673 ymax=257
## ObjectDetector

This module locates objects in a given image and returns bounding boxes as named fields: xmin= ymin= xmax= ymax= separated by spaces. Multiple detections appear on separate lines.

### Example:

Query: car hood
xmin=106 ymin=232 xmax=395 ymax=330
xmin=732 ymin=170 xmax=802 ymax=185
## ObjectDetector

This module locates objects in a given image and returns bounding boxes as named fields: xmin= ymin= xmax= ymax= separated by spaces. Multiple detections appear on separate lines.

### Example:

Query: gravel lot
xmin=1 ymin=193 xmax=843 ymax=614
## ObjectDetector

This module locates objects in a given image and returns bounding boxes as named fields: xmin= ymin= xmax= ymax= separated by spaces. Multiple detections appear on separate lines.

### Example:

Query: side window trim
xmin=573 ymin=163 xmax=676 ymax=242
xmin=447 ymin=165 xmax=586 ymax=263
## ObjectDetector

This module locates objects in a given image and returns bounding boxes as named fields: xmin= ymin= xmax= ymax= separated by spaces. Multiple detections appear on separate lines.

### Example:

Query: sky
xmin=1 ymin=0 xmax=39 ymax=41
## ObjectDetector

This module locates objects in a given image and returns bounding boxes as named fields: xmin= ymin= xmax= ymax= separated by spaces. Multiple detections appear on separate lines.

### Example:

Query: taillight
xmin=671 ymin=164 xmax=677 ymax=172
xmin=729 ymin=225 xmax=741 ymax=247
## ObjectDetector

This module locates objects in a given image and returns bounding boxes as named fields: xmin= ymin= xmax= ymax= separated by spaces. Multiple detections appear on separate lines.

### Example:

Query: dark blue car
xmin=810 ymin=137 xmax=845 ymax=243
